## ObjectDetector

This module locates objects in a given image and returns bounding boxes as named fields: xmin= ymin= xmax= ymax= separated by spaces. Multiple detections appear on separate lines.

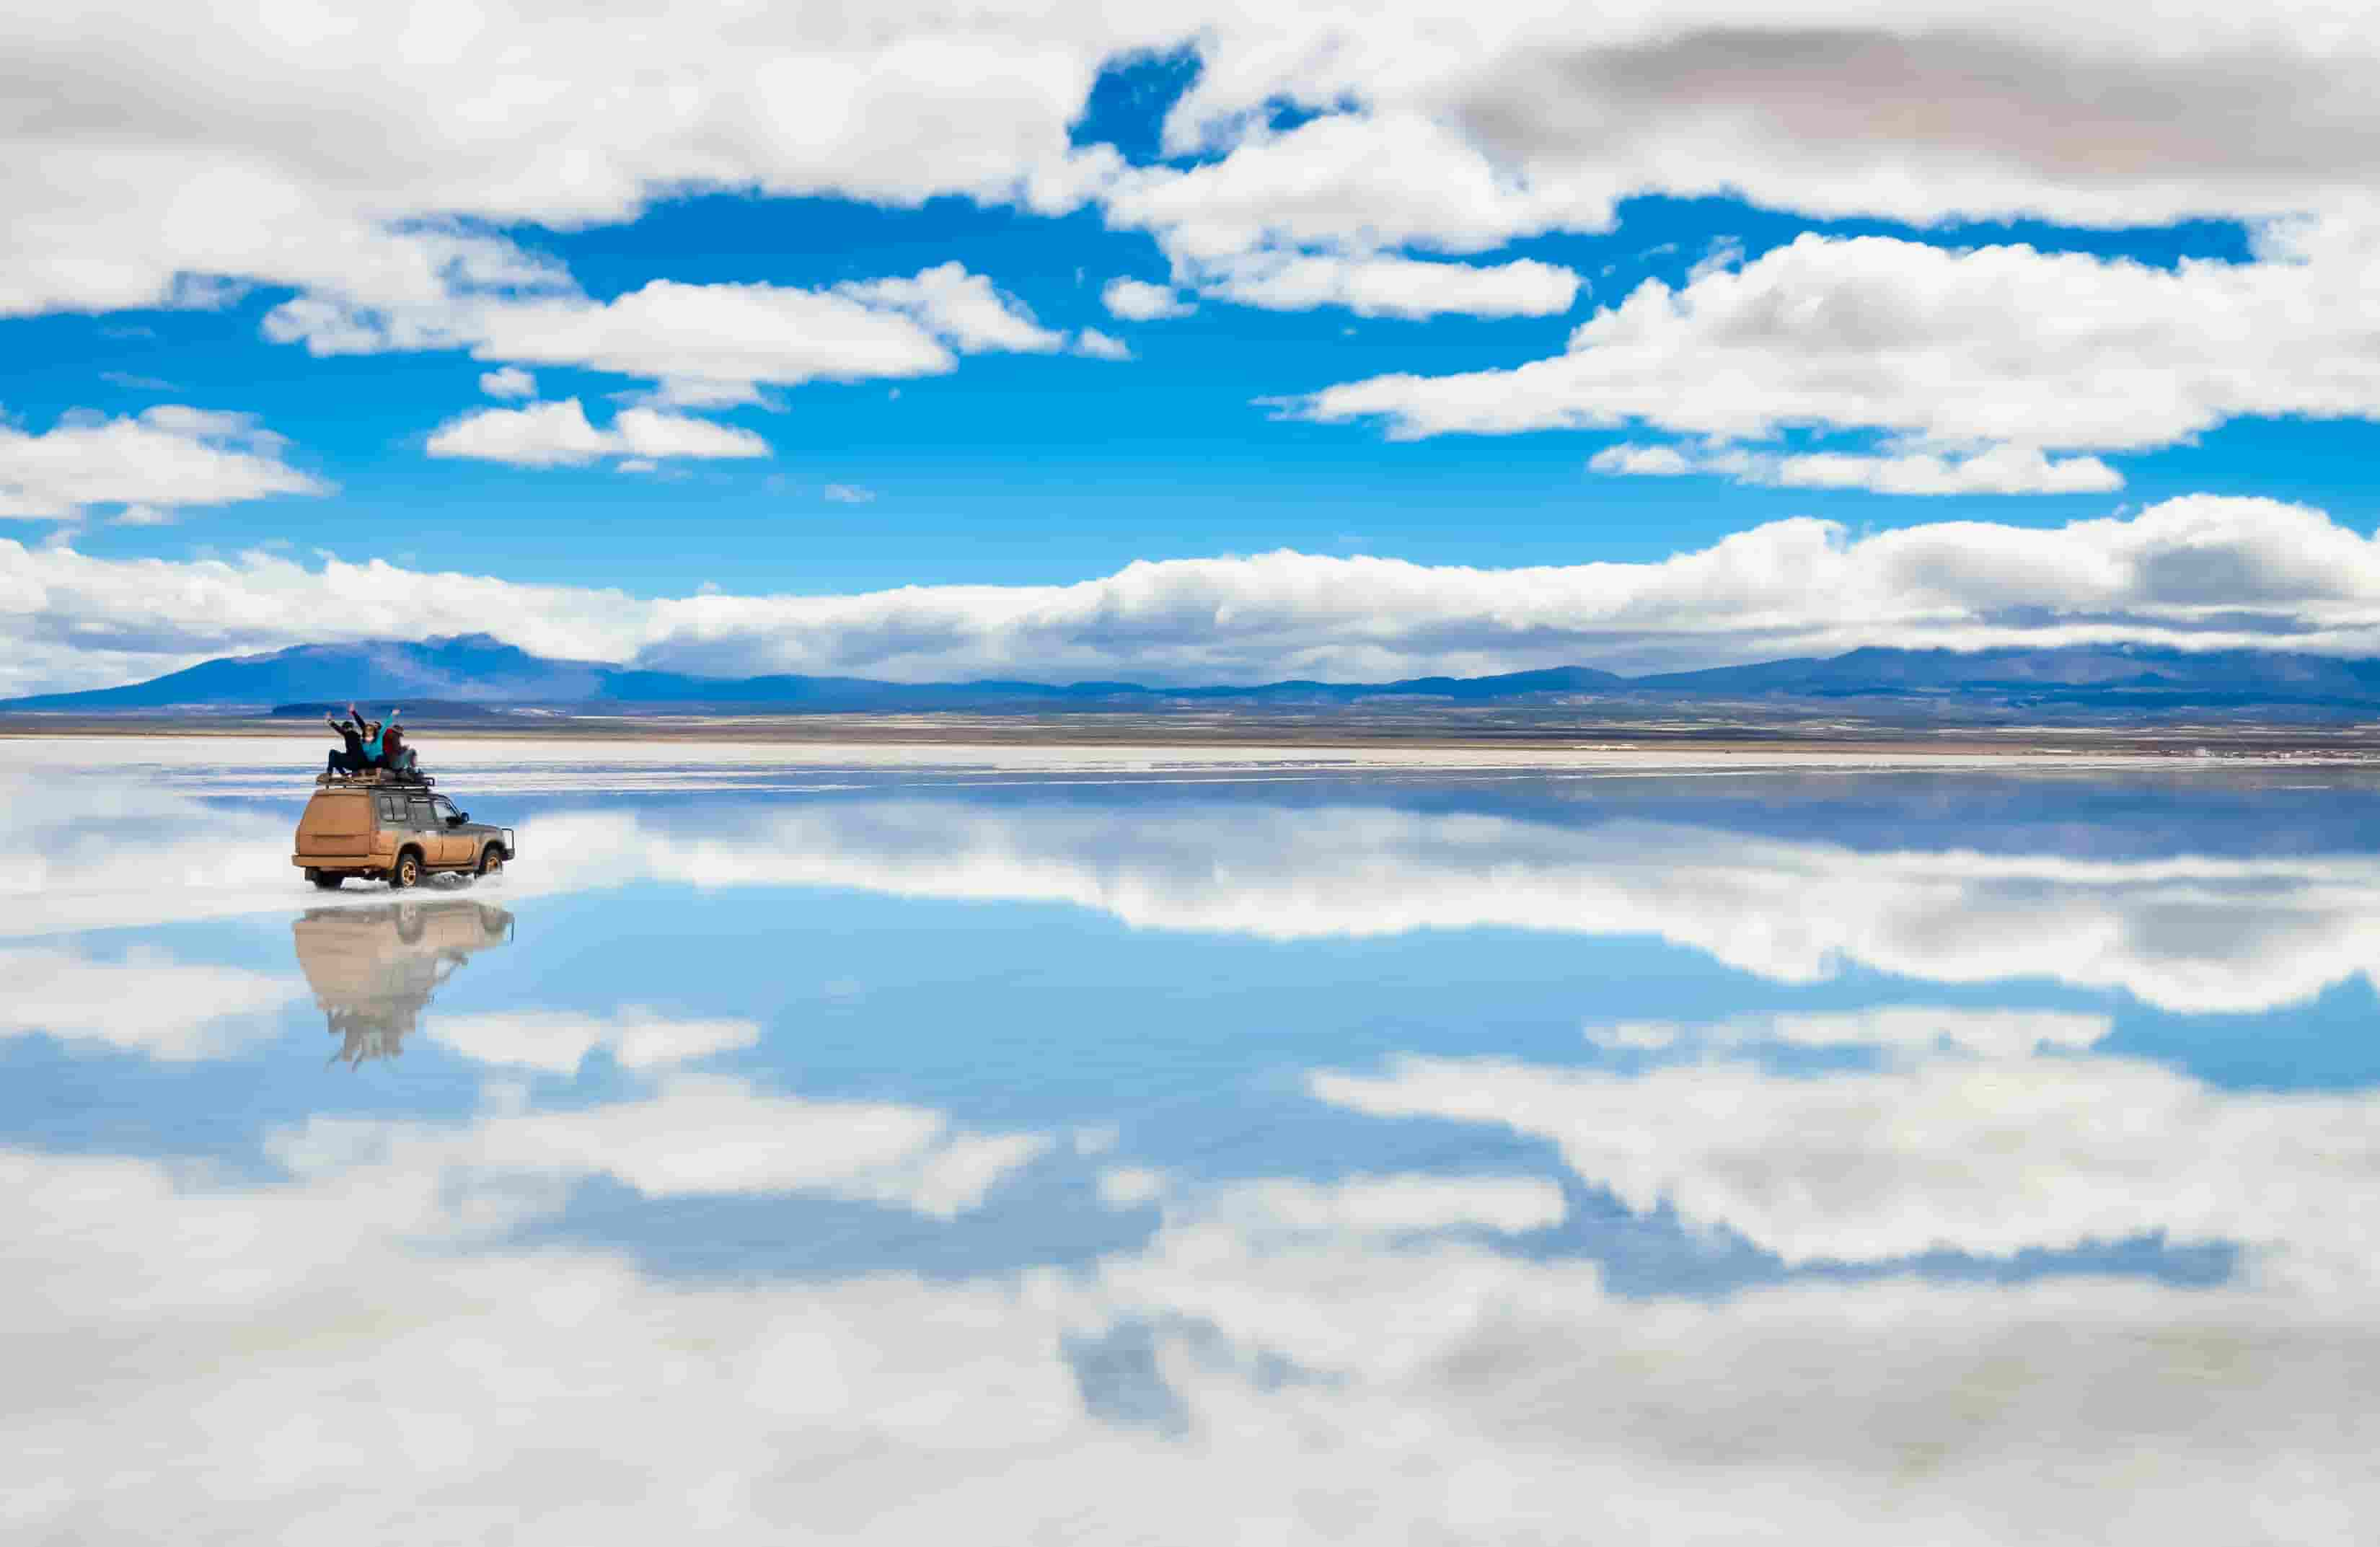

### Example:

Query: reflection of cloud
xmin=6 ymin=1125 xmax=2376 ymax=1542
xmin=16 ymin=772 xmax=2380 ymax=1015
xmin=1585 ymin=1005 xmax=2111 ymax=1058
xmin=1314 ymin=1053 xmax=2380 ymax=1284
xmin=522 ymin=801 xmax=2380 ymax=1013
xmin=1194 ymin=1173 xmax=1566 ymax=1237
xmin=278 ymin=1073 xmax=1049 ymax=1222
xmin=0 ymin=943 xmax=299 ymax=1060
xmin=431 ymin=1007 xmax=758 ymax=1073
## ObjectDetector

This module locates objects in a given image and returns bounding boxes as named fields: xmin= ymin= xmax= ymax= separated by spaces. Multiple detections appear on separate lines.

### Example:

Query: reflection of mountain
xmin=290 ymin=900 xmax=516 ymax=1065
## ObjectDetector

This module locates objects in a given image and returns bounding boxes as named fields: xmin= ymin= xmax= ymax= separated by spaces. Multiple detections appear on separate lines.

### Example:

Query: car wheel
xmin=477 ymin=846 xmax=505 ymax=880
xmin=308 ymin=870 xmax=343 ymax=891
xmin=390 ymin=850 xmax=422 ymax=890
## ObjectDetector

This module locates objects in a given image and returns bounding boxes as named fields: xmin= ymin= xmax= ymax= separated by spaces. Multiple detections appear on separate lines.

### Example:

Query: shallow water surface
xmin=4 ymin=740 xmax=2376 ymax=1542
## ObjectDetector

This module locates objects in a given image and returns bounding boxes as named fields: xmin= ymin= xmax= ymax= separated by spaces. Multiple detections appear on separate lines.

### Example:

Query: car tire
xmin=477 ymin=846 xmax=505 ymax=880
xmin=390 ymin=850 xmax=422 ymax=890
xmin=308 ymin=870 xmax=343 ymax=890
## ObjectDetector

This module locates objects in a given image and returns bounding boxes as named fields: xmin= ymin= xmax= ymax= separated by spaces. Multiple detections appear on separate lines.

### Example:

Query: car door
xmin=405 ymin=794 xmax=448 ymax=866
xmin=430 ymin=796 xmax=470 ymax=865
xmin=375 ymin=793 xmax=407 ymax=865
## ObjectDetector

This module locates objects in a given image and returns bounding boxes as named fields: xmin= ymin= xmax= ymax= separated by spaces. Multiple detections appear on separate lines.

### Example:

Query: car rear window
xmin=378 ymin=795 xmax=404 ymax=822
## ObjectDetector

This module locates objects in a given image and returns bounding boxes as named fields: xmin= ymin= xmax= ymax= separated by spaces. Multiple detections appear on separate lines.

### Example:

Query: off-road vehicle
xmin=293 ymin=774 xmax=516 ymax=889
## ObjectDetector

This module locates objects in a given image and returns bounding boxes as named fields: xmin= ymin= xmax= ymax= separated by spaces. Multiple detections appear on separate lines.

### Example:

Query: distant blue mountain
xmin=6 ymin=635 xmax=2380 ymax=713
xmin=0 ymin=635 xmax=1631 ymax=712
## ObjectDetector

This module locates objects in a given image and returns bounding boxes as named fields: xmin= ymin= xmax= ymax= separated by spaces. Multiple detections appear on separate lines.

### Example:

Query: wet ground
xmin=4 ymin=738 xmax=2375 ymax=1542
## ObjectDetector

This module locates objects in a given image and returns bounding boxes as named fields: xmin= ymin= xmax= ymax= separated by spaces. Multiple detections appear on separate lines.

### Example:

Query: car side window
xmin=433 ymin=797 xmax=460 ymax=824
xmin=378 ymin=795 xmax=404 ymax=823
xmin=407 ymin=798 xmax=436 ymax=829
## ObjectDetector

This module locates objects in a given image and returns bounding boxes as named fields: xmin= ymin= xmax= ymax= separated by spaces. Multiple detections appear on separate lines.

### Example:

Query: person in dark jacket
xmin=325 ymin=704 xmax=369 ymax=775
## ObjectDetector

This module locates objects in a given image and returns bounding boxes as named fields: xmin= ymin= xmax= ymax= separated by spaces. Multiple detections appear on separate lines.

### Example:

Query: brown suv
xmin=293 ymin=783 xmax=516 ymax=890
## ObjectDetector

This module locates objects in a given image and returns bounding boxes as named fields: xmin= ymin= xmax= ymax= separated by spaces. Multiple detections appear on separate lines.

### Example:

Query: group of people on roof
xmin=325 ymin=705 xmax=419 ymax=777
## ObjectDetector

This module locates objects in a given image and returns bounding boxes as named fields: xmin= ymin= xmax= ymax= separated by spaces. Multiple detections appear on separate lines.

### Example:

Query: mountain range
xmin=9 ymin=635 xmax=2380 ymax=716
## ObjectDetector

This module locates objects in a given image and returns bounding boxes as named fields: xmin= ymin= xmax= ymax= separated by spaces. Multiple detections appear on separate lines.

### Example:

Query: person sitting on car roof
xmin=379 ymin=710 xmax=418 ymax=775
xmin=325 ymin=703 xmax=369 ymax=776
xmin=358 ymin=710 xmax=389 ymax=770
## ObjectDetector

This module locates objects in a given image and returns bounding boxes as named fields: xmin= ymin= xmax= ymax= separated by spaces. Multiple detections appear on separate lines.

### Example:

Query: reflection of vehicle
xmin=291 ymin=899 xmax=516 ymax=1066
xmin=293 ymin=784 xmax=516 ymax=891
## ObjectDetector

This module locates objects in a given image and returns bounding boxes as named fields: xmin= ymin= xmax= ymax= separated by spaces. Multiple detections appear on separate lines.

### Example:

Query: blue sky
xmin=8 ymin=6 xmax=2380 ymax=692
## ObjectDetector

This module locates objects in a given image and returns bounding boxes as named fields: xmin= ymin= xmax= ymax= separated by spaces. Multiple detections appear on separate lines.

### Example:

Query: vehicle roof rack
xmin=316 ymin=768 xmax=436 ymax=789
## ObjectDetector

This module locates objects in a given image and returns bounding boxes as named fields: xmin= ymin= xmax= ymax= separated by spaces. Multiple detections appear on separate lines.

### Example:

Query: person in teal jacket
xmin=358 ymin=709 xmax=391 ymax=767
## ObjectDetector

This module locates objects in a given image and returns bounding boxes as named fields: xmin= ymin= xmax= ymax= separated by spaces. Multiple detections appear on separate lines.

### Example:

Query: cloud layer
xmin=0 ymin=406 xmax=328 ymax=526
xmin=1298 ymin=224 xmax=2380 ymax=480
xmin=15 ymin=495 xmax=2380 ymax=693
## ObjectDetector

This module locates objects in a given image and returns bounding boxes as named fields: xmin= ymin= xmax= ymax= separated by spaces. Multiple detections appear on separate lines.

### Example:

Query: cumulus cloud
xmin=1591 ymin=441 xmax=2125 ymax=495
xmin=822 ymin=483 xmax=878 ymax=504
xmin=1101 ymin=278 xmax=1194 ymax=321
xmin=0 ymin=5 xmax=1160 ymax=322
xmin=1073 ymin=327 xmax=1133 ymax=361
xmin=1299 ymin=229 xmax=2380 ymax=471
xmin=425 ymin=399 xmax=769 ymax=468
xmin=1166 ymin=7 xmax=2380 ymax=229
xmin=1204 ymin=252 xmax=1581 ymax=319
xmin=0 ymin=405 xmax=329 ymax=524
xmin=835 ymin=262 xmax=1066 ymax=355
xmin=16 ymin=1 xmax=2380 ymax=358
xmin=25 ymin=495 xmax=2380 ymax=693
xmin=477 ymin=366 xmax=537 ymax=400
xmin=1100 ymin=112 xmax=1590 ymax=317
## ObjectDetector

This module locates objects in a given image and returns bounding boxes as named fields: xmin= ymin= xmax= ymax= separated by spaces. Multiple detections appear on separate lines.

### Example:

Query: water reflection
xmin=4 ymin=758 xmax=2379 ymax=1538
xmin=291 ymin=899 xmax=514 ymax=1067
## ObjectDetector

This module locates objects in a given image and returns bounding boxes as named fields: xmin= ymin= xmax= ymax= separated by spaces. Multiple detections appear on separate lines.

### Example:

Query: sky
xmin=9 ymin=4 xmax=2380 ymax=694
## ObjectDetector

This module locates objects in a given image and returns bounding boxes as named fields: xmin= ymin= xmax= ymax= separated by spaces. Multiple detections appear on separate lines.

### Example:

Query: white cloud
xmin=1167 ymin=8 xmax=2380 ymax=230
xmin=1101 ymin=278 xmax=1194 ymax=322
xmin=1109 ymin=111 xmax=1605 ymax=263
xmin=273 ymin=265 xmax=1071 ymax=409
xmin=16 ymin=2 xmax=2380 ymax=360
xmin=426 ymin=398 xmax=768 ymax=468
xmin=823 ymin=483 xmax=877 ymax=504
xmin=835 ymin=262 xmax=1065 ymax=354
xmin=477 ymin=366 xmax=537 ymax=400
xmin=0 ymin=405 xmax=329 ymax=524
xmin=1298 ymin=229 xmax=2380 ymax=468
xmin=30 ymin=494 xmax=2380 ymax=694
xmin=0 ymin=6 xmax=1160 ymax=323
xmin=1586 ymin=443 xmax=1693 ymax=477
xmin=1592 ymin=441 xmax=2125 ymax=496
xmin=1073 ymin=327 xmax=1133 ymax=361
xmin=1204 ymin=252 xmax=1581 ymax=319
